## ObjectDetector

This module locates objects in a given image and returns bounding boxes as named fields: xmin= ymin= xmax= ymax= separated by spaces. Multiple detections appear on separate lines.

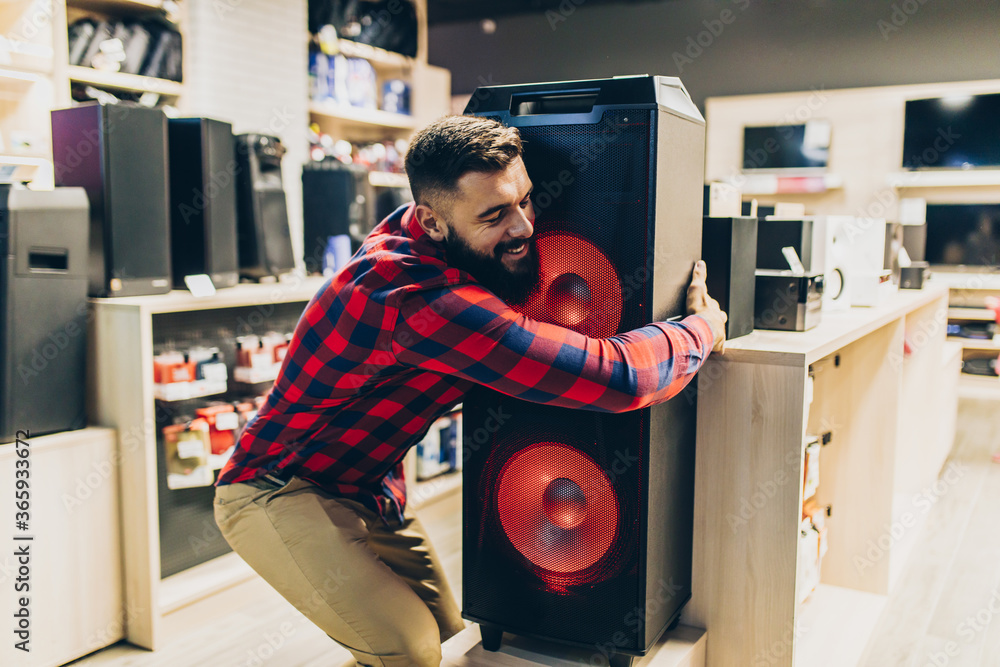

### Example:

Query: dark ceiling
xmin=427 ymin=0 xmax=665 ymax=25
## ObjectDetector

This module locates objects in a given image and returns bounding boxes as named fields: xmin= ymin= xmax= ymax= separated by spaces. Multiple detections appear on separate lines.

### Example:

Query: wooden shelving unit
xmin=885 ymin=169 xmax=1000 ymax=188
xmin=69 ymin=0 xmax=165 ymax=13
xmin=309 ymin=100 xmax=417 ymax=131
xmin=685 ymin=285 xmax=955 ymax=666
xmin=368 ymin=170 xmax=409 ymax=188
xmin=88 ymin=278 xmax=327 ymax=650
xmin=68 ymin=64 xmax=183 ymax=96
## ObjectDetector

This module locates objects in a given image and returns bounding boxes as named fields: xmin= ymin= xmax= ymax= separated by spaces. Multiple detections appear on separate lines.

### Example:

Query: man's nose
xmin=508 ymin=208 xmax=534 ymax=239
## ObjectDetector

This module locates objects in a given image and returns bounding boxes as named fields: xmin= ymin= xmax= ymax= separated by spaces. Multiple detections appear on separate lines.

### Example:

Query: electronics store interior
xmin=1 ymin=1 xmax=998 ymax=666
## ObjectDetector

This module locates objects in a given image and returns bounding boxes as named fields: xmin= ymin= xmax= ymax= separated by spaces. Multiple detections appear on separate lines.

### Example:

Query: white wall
xmin=180 ymin=0 xmax=310 ymax=269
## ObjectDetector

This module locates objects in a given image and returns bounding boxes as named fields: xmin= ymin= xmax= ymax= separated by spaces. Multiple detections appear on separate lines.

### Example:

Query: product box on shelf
xmin=153 ymin=347 xmax=228 ymax=401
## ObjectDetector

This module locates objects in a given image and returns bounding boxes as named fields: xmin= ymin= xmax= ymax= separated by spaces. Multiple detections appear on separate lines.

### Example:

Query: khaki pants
xmin=214 ymin=476 xmax=465 ymax=667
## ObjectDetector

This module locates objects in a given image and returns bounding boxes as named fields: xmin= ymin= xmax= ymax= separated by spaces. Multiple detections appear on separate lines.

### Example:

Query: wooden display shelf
xmin=946 ymin=336 xmax=999 ymax=351
xmin=947 ymin=307 xmax=997 ymax=322
xmin=0 ymin=66 xmax=44 ymax=88
xmin=731 ymin=172 xmax=843 ymax=195
xmin=68 ymin=64 xmax=182 ymax=96
xmin=92 ymin=275 xmax=327 ymax=314
xmin=957 ymin=372 xmax=1000 ymax=399
xmin=369 ymin=170 xmax=409 ymax=188
xmin=722 ymin=284 xmax=948 ymax=366
xmin=0 ymin=153 xmax=50 ymax=166
xmin=885 ymin=169 xmax=1000 ymax=188
xmin=309 ymin=100 xmax=417 ymax=130
xmin=685 ymin=286 xmax=952 ymax=666
xmin=68 ymin=0 xmax=166 ymax=14
xmin=88 ymin=279 xmax=326 ymax=650
xmin=337 ymin=39 xmax=414 ymax=69
xmin=442 ymin=623 xmax=707 ymax=666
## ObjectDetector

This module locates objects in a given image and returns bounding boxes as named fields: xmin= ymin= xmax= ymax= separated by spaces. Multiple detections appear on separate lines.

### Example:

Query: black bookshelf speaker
xmin=463 ymin=76 xmax=705 ymax=664
xmin=1 ymin=186 xmax=90 ymax=442
xmin=755 ymin=217 xmax=825 ymax=274
xmin=301 ymin=160 xmax=373 ymax=271
xmin=51 ymin=102 xmax=172 ymax=297
xmin=168 ymin=117 xmax=239 ymax=289
xmin=702 ymin=216 xmax=757 ymax=340
xmin=234 ymin=134 xmax=295 ymax=279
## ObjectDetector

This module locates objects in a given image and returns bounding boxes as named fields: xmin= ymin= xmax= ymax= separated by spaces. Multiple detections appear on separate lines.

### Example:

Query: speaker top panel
xmin=465 ymin=75 xmax=703 ymax=127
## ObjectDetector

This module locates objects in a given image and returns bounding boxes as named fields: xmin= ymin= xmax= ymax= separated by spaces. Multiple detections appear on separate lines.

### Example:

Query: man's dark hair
xmin=405 ymin=115 xmax=523 ymax=208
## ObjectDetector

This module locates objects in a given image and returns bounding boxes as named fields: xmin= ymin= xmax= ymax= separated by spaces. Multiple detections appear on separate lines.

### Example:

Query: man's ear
xmin=413 ymin=204 xmax=448 ymax=243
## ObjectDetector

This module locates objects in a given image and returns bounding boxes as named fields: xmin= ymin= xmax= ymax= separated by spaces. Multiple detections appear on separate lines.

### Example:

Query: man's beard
xmin=443 ymin=231 xmax=540 ymax=306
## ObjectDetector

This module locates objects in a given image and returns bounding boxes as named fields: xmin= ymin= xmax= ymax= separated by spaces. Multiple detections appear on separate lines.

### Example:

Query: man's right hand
xmin=686 ymin=260 xmax=727 ymax=354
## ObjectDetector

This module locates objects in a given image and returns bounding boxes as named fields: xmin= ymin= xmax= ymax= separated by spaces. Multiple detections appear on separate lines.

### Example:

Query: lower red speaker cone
xmin=516 ymin=231 xmax=622 ymax=338
xmin=496 ymin=442 xmax=618 ymax=573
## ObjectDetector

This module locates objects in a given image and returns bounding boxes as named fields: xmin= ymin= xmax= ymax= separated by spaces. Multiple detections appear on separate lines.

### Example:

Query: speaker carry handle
xmin=510 ymin=89 xmax=599 ymax=117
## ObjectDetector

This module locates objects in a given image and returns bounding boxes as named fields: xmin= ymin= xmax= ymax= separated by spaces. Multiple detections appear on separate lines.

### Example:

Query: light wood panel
xmin=808 ymin=318 xmax=902 ymax=595
xmin=686 ymin=358 xmax=806 ymax=667
xmin=89 ymin=303 xmax=159 ymax=648
xmin=0 ymin=428 xmax=122 ymax=667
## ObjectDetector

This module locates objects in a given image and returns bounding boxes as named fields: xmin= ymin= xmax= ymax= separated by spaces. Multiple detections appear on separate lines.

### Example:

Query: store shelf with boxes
xmin=933 ymin=273 xmax=1000 ymax=398
xmin=302 ymin=0 xmax=450 ymax=284
xmin=87 ymin=277 xmax=327 ymax=650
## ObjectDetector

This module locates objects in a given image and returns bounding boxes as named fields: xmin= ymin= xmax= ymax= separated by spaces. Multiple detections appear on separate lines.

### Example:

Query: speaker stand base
xmin=609 ymin=654 xmax=634 ymax=667
xmin=480 ymin=624 xmax=503 ymax=652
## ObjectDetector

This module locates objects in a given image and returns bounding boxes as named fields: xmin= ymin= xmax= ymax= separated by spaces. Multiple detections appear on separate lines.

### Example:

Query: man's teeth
xmin=505 ymin=244 xmax=525 ymax=254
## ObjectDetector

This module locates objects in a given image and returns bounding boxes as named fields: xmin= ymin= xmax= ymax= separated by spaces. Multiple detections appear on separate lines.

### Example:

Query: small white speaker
xmin=816 ymin=215 xmax=854 ymax=311
xmin=819 ymin=216 xmax=896 ymax=308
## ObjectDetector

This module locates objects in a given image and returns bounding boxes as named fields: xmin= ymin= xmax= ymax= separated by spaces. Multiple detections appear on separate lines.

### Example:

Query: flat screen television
xmin=925 ymin=203 xmax=1000 ymax=268
xmin=741 ymin=121 xmax=830 ymax=172
xmin=903 ymin=93 xmax=1000 ymax=170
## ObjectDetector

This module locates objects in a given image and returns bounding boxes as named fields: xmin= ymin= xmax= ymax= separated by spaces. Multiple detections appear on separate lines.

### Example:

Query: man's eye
xmin=519 ymin=198 xmax=530 ymax=208
xmin=486 ymin=213 xmax=503 ymax=223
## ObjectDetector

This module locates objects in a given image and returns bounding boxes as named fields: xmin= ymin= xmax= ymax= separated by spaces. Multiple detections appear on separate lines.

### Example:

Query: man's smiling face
xmin=413 ymin=156 xmax=539 ymax=304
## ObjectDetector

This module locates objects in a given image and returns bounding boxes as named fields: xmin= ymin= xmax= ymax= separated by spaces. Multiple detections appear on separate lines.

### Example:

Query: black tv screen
xmin=903 ymin=93 xmax=1000 ymax=170
xmin=742 ymin=121 xmax=830 ymax=171
xmin=925 ymin=203 xmax=1000 ymax=268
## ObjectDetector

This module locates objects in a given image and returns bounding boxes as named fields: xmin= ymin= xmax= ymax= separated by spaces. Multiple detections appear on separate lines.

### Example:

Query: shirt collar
xmin=401 ymin=203 xmax=426 ymax=241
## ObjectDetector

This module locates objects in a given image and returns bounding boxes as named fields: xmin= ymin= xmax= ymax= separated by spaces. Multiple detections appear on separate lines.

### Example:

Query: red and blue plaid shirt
xmin=216 ymin=204 xmax=714 ymax=521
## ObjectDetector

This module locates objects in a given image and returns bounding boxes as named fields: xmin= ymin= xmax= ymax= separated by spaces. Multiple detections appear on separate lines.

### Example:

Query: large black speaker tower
xmin=463 ymin=76 xmax=705 ymax=665
xmin=702 ymin=216 xmax=757 ymax=340
xmin=51 ymin=102 xmax=172 ymax=297
xmin=167 ymin=117 xmax=239 ymax=289
xmin=1 ymin=186 xmax=90 ymax=442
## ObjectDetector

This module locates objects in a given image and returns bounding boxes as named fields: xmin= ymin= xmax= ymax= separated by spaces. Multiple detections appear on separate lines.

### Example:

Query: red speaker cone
xmin=517 ymin=232 xmax=622 ymax=338
xmin=496 ymin=442 xmax=619 ymax=573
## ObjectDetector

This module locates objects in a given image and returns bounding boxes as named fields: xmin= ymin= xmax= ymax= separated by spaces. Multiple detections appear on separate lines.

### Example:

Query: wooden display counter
xmin=683 ymin=284 xmax=954 ymax=666
xmin=442 ymin=623 xmax=706 ymax=666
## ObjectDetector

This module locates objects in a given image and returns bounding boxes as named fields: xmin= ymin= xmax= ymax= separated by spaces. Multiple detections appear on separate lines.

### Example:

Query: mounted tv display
xmin=741 ymin=120 xmax=831 ymax=172
xmin=903 ymin=93 xmax=1000 ymax=170
xmin=925 ymin=203 xmax=1000 ymax=268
